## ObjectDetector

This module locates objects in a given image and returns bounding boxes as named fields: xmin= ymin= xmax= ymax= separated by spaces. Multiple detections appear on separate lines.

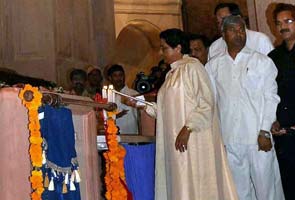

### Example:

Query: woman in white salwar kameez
xmin=144 ymin=29 xmax=238 ymax=200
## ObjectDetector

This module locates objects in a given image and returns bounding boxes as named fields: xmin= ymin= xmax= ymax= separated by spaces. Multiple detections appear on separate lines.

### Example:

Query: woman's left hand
xmin=175 ymin=126 xmax=191 ymax=152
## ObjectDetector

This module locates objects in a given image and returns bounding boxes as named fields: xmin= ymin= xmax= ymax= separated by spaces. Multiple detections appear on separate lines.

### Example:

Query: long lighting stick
xmin=111 ymin=89 xmax=153 ymax=106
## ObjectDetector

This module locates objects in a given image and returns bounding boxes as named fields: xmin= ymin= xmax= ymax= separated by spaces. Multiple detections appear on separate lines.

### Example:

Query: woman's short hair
xmin=160 ymin=28 xmax=189 ymax=54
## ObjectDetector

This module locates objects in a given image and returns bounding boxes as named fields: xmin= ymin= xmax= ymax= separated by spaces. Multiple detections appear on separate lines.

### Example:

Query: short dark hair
xmin=107 ymin=64 xmax=125 ymax=76
xmin=70 ymin=69 xmax=87 ymax=81
xmin=273 ymin=3 xmax=295 ymax=21
xmin=160 ymin=28 xmax=189 ymax=54
xmin=188 ymin=33 xmax=211 ymax=48
xmin=214 ymin=2 xmax=242 ymax=17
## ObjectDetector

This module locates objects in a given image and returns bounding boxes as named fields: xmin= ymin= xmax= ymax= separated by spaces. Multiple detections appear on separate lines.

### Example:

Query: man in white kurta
xmin=206 ymin=15 xmax=284 ymax=200
xmin=209 ymin=3 xmax=273 ymax=59
xmin=115 ymin=85 xmax=138 ymax=134
xmin=146 ymin=53 xmax=238 ymax=199
xmin=107 ymin=64 xmax=139 ymax=134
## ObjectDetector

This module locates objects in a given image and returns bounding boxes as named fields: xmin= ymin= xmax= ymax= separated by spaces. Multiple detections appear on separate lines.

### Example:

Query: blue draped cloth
xmin=122 ymin=143 xmax=155 ymax=200
xmin=39 ymin=105 xmax=81 ymax=200
xmin=39 ymin=105 xmax=76 ymax=167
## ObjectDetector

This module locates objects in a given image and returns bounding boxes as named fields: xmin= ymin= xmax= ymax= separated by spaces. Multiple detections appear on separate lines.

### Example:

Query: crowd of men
xmin=68 ymin=2 xmax=295 ymax=199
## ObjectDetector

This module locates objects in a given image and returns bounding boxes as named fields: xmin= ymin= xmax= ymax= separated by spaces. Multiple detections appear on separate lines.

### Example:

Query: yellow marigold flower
xmin=29 ymin=136 xmax=43 ymax=144
xmin=31 ymin=170 xmax=42 ymax=176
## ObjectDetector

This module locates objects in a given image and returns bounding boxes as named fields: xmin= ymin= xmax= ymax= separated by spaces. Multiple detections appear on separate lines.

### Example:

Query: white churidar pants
xmin=225 ymin=144 xmax=285 ymax=200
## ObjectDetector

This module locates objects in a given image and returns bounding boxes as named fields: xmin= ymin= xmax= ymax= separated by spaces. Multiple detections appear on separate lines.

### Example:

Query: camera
xmin=134 ymin=72 xmax=156 ymax=94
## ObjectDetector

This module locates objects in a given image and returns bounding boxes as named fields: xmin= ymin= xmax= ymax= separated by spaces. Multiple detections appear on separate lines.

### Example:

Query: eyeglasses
xmin=275 ymin=19 xmax=295 ymax=26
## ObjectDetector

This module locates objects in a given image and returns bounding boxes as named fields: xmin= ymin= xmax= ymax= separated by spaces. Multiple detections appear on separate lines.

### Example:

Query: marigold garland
xmin=19 ymin=84 xmax=44 ymax=200
xmin=103 ymin=111 xmax=128 ymax=200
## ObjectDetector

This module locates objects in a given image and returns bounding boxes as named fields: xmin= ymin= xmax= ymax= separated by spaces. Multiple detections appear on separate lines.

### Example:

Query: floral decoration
xmin=19 ymin=84 xmax=44 ymax=200
xmin=103 ymin=111 xmax=128 ymax=200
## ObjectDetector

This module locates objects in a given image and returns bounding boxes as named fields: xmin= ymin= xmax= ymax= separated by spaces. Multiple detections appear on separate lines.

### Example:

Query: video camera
xmin=134 ymin=72 xmax=156 ymax=94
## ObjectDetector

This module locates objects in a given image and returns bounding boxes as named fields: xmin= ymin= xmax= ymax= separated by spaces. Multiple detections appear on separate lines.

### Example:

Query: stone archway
xmin=110 ymin=19 xmax=162 ymax=87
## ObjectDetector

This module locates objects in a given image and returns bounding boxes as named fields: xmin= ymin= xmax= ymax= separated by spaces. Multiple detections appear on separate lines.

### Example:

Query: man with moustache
xmin=268 ymin=3 xmax=295 ymax=199
xmin=69 ymin=69 xmax=89 ymax=96
xmin=206 ymin=15 xmax=284 ymax=200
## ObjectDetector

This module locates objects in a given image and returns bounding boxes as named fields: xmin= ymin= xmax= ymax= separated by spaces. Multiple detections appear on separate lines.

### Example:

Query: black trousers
xmin=274 ymin=135 xmax=295 ymax=200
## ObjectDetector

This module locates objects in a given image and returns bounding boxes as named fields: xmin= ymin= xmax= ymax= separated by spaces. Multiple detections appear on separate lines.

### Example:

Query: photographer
xmin=134 ymin=63 xmax=170 ymax=94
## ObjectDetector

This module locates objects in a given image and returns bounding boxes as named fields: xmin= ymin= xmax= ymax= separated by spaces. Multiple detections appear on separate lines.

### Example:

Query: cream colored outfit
xmin=146 ymin=55 xmax=238 ymax=200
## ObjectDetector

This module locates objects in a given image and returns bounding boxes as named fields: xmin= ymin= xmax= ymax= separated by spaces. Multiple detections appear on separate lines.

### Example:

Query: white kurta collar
xmin=225 ymin=46 xmax=252 ymax=62
xmin=170 ymin=54 xmax=189 ymax=70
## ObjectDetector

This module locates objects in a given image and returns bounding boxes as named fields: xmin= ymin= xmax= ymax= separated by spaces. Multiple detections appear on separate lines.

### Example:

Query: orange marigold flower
xmin=31 ymin=179 xmax=43 ymax=189
xmin=103 ymin=109 xmax=129 ymax=199
xmin=105 ymin=191 xmax=111 ymax=199
xmin=29 ymin=111 xmax=38 ymax=120
xmin=31 ymin=191 xmax=42 ymax=200
xmin=30 ymin=145 xmax=42 ymax=156
xmin=32 ymin=161 xmax=42 ymax=168
xmin=19 ymin=85 xmax=44 ymax=196
xmin=30 ymin=130 xmax=41 ymax=137
xmin=109 ymin=155 xmax=119 ymax=162
xmin=29 ymin=122 xmax=41 ymax=132
xmin=36 ymin=187 xmax=44 ymax=195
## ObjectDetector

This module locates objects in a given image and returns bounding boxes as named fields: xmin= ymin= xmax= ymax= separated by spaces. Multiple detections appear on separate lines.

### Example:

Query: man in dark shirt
xmin=268 ymin=3 xmax=295 ymax=200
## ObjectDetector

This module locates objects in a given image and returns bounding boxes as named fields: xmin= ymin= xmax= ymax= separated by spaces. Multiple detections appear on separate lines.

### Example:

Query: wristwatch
xmin=259 ymin=131 xmax=271 ymax=139
xmin=185 ymin=126 xmax=192 ymax=133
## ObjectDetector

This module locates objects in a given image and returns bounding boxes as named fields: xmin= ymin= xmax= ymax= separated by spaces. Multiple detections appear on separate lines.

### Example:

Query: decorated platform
xmin=0 ymin=86 xmax=156 ymax=200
